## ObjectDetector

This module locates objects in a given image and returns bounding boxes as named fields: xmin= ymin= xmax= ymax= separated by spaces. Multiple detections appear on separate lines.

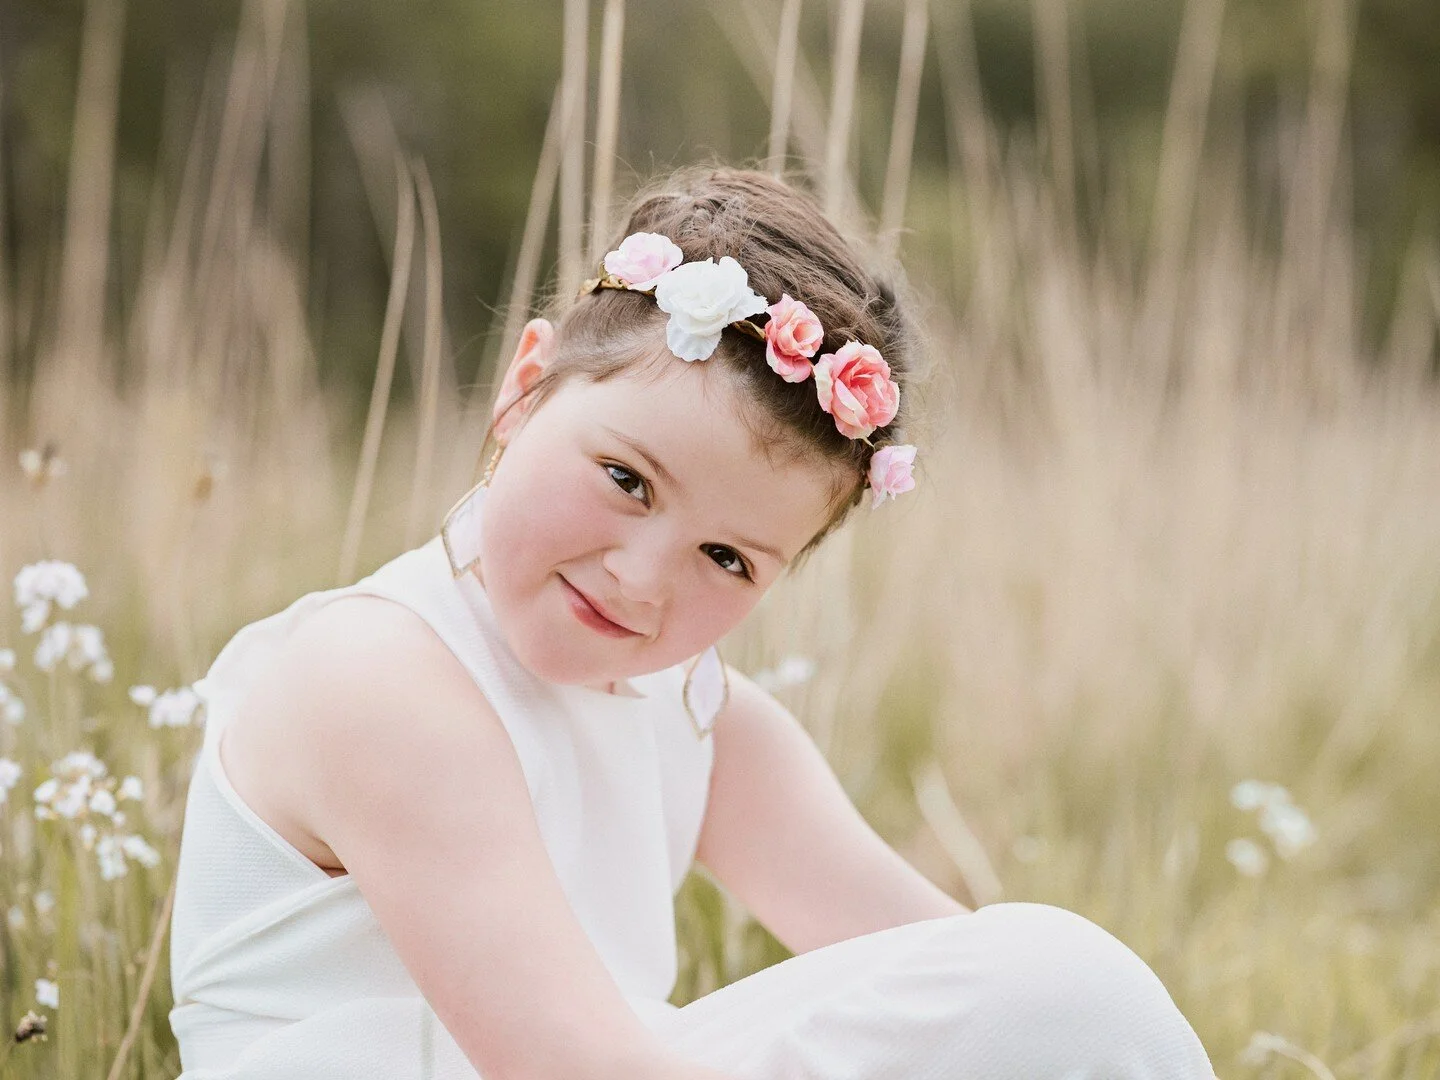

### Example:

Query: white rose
xmin=652 ymin=256 xmax=768 ymax=362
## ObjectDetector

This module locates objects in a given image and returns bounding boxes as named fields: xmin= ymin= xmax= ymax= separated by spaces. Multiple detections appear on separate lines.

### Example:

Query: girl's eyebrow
xmin=602 ymin=425 xmax=683 ymax=493
xmin=600 ymin=424 xmax=785 ymax=563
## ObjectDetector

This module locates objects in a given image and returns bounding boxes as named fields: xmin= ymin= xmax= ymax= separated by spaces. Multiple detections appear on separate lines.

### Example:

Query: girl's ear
xmin=493 ymin=318 xmax=556 ymax=444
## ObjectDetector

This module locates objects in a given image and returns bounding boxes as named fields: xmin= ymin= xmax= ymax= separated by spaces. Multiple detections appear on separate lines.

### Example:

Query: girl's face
xmin=473 ymin=319 xmax=847 ymax=692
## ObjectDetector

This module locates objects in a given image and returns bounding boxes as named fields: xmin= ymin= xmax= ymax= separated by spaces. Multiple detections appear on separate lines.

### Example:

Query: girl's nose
xmin=600 ymin=528 xmax=676 ymax=608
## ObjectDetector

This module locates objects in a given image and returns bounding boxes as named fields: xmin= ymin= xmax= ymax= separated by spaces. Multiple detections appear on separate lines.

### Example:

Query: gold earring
xmin=682 ymin=645 xmax=728 ymax=741
xmin=442 ymin=445 xmax=504 ymax=579
xmin=480 ymin=444 xmax=503 ymax=485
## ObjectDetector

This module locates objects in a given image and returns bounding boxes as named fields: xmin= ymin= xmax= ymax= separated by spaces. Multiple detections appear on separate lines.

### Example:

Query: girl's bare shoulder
xmin=221 ymin=593 xmax=475 ymax=878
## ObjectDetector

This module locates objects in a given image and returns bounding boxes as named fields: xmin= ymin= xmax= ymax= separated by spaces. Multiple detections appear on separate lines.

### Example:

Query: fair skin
xmin=219 ymin=317 xmax=966 ymax=1080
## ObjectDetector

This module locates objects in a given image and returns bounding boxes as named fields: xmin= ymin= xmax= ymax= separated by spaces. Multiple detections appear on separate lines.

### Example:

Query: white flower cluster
xmin=14 ymin=560 xmax=88 ymax=633
xmin=129 ymin=684 xmax=204 ymax=728
xmin=12 ymin=560 xmax=113 ymax=682
xmin=33 ymin=621 xmax=113 ymax=682
xmin=32 ymin=751 xmax=157 ymax=881
xmin=1225 ymin=779 xmax=1318 ymax=877
xmin=0 ymin=647 xmax=25 ymax=724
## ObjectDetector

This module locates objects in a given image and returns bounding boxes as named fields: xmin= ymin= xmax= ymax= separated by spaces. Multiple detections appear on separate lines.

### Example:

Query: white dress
xmin=167 ymin=530 xmax=1215 ymax=1080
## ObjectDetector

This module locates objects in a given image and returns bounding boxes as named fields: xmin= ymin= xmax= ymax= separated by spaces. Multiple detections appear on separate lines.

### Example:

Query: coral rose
xmin=763 ymin=293 xmax=824 ymax=382
xmin=812 ymin=341 xmax=900 ymax=439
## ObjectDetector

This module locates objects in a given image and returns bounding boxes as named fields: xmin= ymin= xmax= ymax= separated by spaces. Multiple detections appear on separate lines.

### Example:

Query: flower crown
xmin=577 ymin=231 xmax=918 ymax=508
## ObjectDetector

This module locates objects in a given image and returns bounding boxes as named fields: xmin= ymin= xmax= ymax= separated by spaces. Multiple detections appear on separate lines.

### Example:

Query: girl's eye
xmin=604 ymin=463 xmax=649 ymax=504
xmin=703 ymin=544 xmax=752 ymax=580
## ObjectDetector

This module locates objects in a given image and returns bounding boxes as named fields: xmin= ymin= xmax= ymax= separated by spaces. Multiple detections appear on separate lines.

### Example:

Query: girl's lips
xmin=559 ymin=575 xmax=641 ymax=639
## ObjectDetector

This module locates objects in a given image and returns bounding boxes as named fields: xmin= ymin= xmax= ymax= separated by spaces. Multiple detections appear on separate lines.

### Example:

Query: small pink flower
xmin=602 ymin=232 xmax=684 ymax=291
xmin=867 ymin=444 xmax=917 ymax=507
xmin=812 ymin=341 xmax=900 ymax=439
xmin=763 ymin=294 xmax=824 ymax=383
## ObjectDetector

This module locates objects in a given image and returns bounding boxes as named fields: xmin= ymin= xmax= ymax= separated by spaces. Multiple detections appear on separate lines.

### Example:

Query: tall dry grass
xmin=1 ymin=0 xmax=1438 ymax=1076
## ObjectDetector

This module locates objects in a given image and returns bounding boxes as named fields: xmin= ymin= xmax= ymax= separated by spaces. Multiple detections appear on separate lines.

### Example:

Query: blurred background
xmin=0 ymin=0 xmax=1438 ymax=1077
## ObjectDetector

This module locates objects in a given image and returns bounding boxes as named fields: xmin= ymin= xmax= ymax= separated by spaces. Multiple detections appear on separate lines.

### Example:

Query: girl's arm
xmin=694 ymin=665 xmax=969 ymax=957
xmin=277 ymin=597 xmax=735 ymax=1080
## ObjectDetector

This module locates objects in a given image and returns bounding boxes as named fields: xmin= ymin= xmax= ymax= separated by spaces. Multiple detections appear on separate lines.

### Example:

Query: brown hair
xmin=487 ymin=164 xmax=923 ymax=565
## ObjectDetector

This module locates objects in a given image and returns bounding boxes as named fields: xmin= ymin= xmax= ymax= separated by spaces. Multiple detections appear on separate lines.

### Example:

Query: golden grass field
xmin=1 ymin=0 xmax=1438 ymax=1077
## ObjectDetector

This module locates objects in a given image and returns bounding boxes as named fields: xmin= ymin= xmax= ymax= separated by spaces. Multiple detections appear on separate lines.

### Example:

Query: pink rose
xmin=602 ymin=231 xmax=684 ymax=290
xmin=867 ymin=444 xmax=917 ymax=507
xmin=763 ymin=293 xmax=824 ymax=382
xmin=812 ymin=341 xmax=900 ymax=439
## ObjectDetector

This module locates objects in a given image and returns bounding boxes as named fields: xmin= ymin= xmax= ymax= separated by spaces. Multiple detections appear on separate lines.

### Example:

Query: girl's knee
xmin=954 ymin=902 xmax=1213 ymax=1078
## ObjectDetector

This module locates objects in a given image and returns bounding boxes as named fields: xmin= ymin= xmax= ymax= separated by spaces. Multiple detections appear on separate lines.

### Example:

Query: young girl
xmin=166 ymin=167 xmax=1215 ymax=1080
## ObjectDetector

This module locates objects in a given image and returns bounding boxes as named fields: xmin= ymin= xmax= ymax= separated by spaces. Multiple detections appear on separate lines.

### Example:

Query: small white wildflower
xmin=33 ymin=777 xmax=59 ymax=804
xmin=0 ymin=647 xmax=15 ymax=671
xmin=96 ymin=835 xmax=128 ymax=880
xmin=34 ymin=977 xmax=59 ymax=1010
xmin=90 ymin=658 xmax=114 ymax=684
xmin=118 ymin=776 xmax=142 ymax=801
xmin=88 ymin=788 xmax=116 ymax=817
xmin=19 ymin=448 xmax=43 ymax=479
xmin=7 ymin=904 xmax=26 ymax=930
xmin=3 ymin=694 xmax=24 ymax=725
xmin=1260 ymin=800 xmax=1317 ymax=859
xmin=112 ymin=810 xmax=126 ymax=826
xmin=57 ymin=750 xmax=106 ymax=778
xmin=21 ymin=604 xmax=47 ymax=634
xmin=1229 ymin=779 xmax=1290 ymax=812
xmin=1225 ymin=837 xmax=1270 ymax=877
xmin=128 ymin=685 xmax=157 ymax=707
xmin=34 ymin=622 xmax=73 ymax=671
xmin=149 ymin=686 xmax=203 ymax=728
xmin=33 ymin=890 xmax=55 ymax=915
xmin=53 ymin=785 xmax=88 ymax=820
xmin=0 ymin=757 xmax=21 ymax=795
xmin=69 ymin=625 xmax=104 ymax=666
xmin=750 ymin=655 xmax=817 ymax=693
xmin=78 ymin=823 xmax=97 ymax=849
xmin=14 ymin=561 xmax=88 ymax=633
xmin=121 ymin=834 xmax=161 ymax=868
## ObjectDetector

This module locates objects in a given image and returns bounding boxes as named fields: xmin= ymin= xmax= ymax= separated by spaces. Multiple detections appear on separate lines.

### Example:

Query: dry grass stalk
xmin=405 ymin=158 xmax=447 ymax=550
xmin=765 ymin=0 xmax=804 ymax=176
xmin=723 ymin=0 xmax=848 ymax=199
xmin=1031 ymin=0 xmax=1076 ymax=238
xmin=104 ymin=874 xmax=178 ymax=1080
xmin=879 ymin=0 xmax=929 ymax=260
xmin=47 ymin=0 xmax=126 ymax=421
xmin=822 ymin=0 xmax=866 ymax=220
xmin=0 ymin=77 xmax=11 ymax=418
xmin=339 ymin=155 xmax=416 ymax=584
xmin=911 ymin=760 xmax=1004 ymax=906
xmin=489 ymin=82 xmax=568 ymax=436
xmin=589 ymin=0 xmax=626 ymax=264
xmin=558 ymin=0 xmax=589 ymax=298
xmin=1137 ymin=0 xmax=1226 ymax=393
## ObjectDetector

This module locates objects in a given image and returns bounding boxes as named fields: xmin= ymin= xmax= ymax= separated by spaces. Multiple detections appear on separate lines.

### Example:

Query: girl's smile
xmin=557 ymin=573 xmax=646 ymax=639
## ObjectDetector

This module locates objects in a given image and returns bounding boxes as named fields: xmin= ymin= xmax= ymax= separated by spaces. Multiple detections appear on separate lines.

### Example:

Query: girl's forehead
xmin=565 ymin=360 xmax=751 ymax=442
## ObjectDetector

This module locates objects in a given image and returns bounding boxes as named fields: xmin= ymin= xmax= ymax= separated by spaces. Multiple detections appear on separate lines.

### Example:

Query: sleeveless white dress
xmin=167 ymin=528 xmax=1216 ymax=1080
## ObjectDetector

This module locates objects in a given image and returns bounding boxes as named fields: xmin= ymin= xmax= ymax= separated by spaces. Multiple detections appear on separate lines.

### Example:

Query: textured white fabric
xmin=167 ymin=523 xmax=1215 ymax=1079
